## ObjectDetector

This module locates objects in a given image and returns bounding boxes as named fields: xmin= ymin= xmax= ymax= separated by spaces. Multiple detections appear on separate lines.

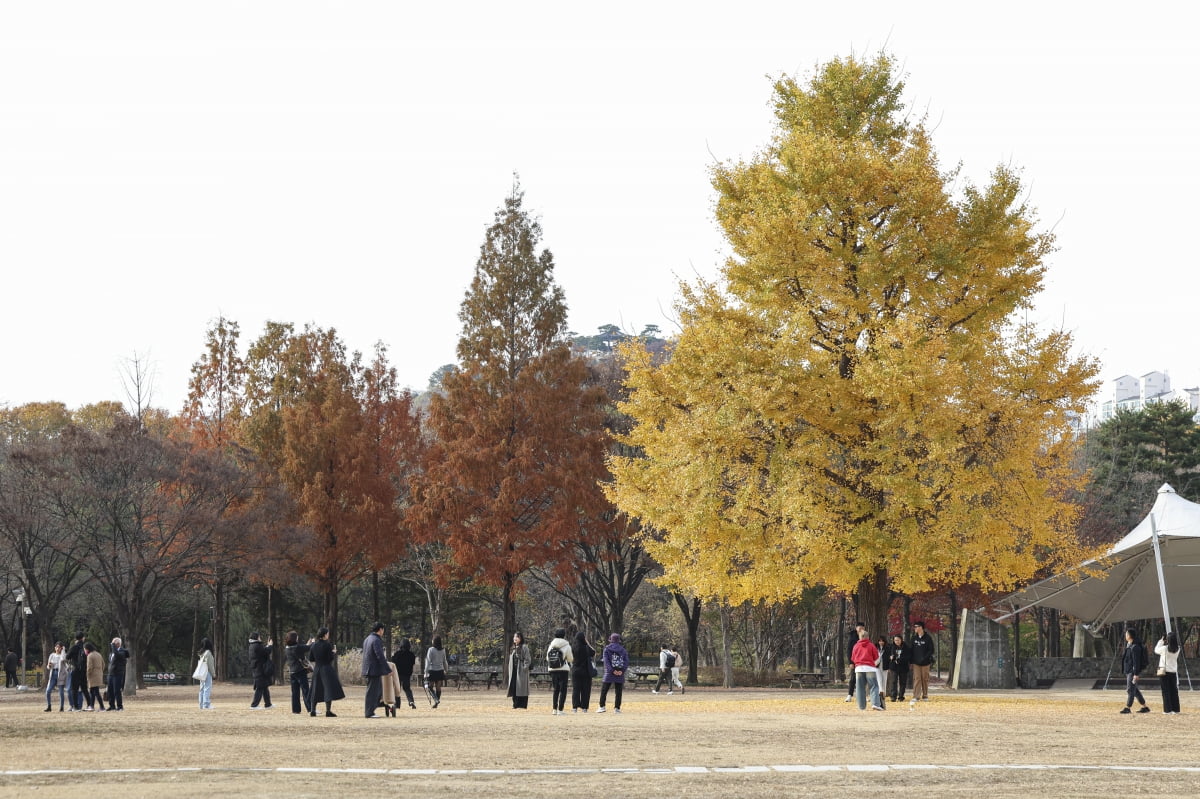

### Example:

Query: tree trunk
xmin=672 ymin=594 xmax=702 ymax=685
xmin=835 ymin=595 xmax=847 ymax=679
xmin=720 ymin=603 xmax=734 ymax=689
xmin=947 ymin=589 xmax=959 ymax=685
xmin=502 ymin=572 xmax=516 ymax=683
xmin=855 ymin=567 xmax=890 ymax=642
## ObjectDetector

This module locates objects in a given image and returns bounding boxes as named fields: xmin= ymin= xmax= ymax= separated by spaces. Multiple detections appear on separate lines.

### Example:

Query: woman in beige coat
xmin=84 ymin=643 xmax=106 ymax=711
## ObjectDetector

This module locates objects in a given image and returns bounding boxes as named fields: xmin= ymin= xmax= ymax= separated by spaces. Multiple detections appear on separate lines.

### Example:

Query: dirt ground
xmin=0 ymin=680 xmax=1195 ymax=797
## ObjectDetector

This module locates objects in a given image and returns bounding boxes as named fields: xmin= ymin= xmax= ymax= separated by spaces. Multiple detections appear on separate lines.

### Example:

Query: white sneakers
xmin=596 ymin=707 xmax=606 ymax=713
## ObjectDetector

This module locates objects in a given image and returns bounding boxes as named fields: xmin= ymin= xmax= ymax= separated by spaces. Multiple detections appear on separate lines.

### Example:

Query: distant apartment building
xmin=1095 ymin=371 xmax=1200 ymax=423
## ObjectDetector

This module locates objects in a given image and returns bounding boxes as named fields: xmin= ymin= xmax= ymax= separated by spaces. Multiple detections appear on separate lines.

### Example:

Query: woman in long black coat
xmin=570 ymin=631 xmax=596 ymax=712
xmin=308 ymin=627 xmax=345 ymax=717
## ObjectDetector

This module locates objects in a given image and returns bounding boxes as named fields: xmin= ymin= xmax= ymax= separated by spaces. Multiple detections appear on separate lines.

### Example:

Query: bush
xmin=338 ymin=648 xmax=364 ymax=685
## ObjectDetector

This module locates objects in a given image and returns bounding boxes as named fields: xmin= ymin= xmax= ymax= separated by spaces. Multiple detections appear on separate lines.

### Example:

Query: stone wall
xmin=1018 ymin=657 xmax=1113 ymax=688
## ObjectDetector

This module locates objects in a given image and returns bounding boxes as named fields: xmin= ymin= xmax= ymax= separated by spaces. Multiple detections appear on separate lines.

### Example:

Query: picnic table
xmin=452 ymin=668 xmax=500 ymax=690
xmin=625 ymin=668 xmax=661 ymax=689
xmin=787 ymin=671 xmax=832 ymax=688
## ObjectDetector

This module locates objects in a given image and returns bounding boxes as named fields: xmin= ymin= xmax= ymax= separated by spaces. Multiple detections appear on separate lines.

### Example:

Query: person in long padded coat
xmin=308 ymin=627 xmax=344 ymax=717
xmin=506 ymin=631 xmax=531 ymax=709
xmin=570 ymin=631 xmax=596 ymax=713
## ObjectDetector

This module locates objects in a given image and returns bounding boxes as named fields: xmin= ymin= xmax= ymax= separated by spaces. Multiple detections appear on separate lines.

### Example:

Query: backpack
xmin=609 ymin=652 xmax=625 ymax=673
xmin=547 ymin=646 xmax=565 ymax=670
xmin=664 ymin=652 xmax=677 ymax=669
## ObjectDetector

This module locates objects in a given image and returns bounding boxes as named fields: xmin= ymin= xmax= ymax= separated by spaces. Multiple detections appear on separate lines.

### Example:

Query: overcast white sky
xmin=2 ymin=2 xmax=1197 ymax=414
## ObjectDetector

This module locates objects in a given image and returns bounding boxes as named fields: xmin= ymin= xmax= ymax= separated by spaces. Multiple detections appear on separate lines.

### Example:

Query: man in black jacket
xmin=65 ymin=633 xmax=87 ymax=711
xmin=361 ymin=622 xmax=387 ymax=718
xmin=248 ymin=632 xmax=274 ymax=709
xmin=909 ymin=621 xmax=934 ymax=703
xmin=106 ymin=637 xmax=130 ymax=711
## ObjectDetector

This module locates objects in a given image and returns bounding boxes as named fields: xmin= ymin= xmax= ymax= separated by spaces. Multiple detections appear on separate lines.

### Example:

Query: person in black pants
xmin=546 ymin=628 xmax=574 ymax=715
xmin=1119 ymin=627 xmax=1150 ymax=714
xmin=1155 ymin=631 xmax=1182 ymax=714
xmin=65 ymin=633 xmax=87 ymax=711
xmin=571 ymin=632 xmax=596 ymax=712
xmin=285 ymin=630 xmax=312 ymax=715
xmin=391 ymin=639 xmax=417 ymax=710
xmin=248 ymin=632 xmax=274 ymax=710
xmin=106 ymin=638 xmax=130 ymax=711
xmin=844 ymin=621 xmax=866 ymax=703
xmin=361 ymin=622 xmax=387 ymax=718
xmin=3 ymin=648 xmax=18 ymax=688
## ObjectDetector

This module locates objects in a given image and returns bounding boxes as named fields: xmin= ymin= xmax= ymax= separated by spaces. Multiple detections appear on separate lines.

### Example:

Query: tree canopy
xmin=606 ymin=53 xmax=1099 ymax=636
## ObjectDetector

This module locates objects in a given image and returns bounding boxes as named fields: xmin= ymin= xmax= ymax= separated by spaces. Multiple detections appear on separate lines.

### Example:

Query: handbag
xmin=193 ymin=658 xmax=209 ymax=681
xmin=588 ymin=659 xmax=598 ymax=679
xmin=1157 ymin=666 xmax=1166 ymax=677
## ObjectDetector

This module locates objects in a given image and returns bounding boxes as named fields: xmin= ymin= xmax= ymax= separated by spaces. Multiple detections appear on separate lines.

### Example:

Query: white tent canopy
xmin=1001 ymin=484 xmax=1200 ymax=626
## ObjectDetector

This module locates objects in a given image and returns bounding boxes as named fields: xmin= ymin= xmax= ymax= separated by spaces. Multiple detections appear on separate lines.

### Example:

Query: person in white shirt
xmin=1154 ymin=631 xmax=1182 ymax=714
xmin=44 ymin=642 xmax=66 ymax=712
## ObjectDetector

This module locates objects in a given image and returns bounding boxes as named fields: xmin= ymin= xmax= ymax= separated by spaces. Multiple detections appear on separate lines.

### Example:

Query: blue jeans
xmin=45 ymin=671 xmax=65 ymax=710
xmin=855 ymin=670 xmax=880 ymax=710
xmin=198 ymin=674 xmax=213 ymax=709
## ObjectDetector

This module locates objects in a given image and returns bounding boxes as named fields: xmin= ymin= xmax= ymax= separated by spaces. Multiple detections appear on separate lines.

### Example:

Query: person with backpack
xmin=1120 ymin=627 xmax=1151 ymax=714
xmin=652 ymin=644 xmax=677 ymax=695
xmin=597 ymin=633 xmax=628 ymax=714
xmin=545 ymin=628 xmax=573 ymax=716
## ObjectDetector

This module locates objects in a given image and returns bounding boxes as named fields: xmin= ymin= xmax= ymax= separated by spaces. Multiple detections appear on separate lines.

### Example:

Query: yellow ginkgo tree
xmin=606 ymin=53 xmax=1100 ymax=636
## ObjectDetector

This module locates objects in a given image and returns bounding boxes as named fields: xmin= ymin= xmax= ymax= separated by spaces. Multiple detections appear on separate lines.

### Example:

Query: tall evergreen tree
xmin=411 ymin=179 xmax=609 ymax=666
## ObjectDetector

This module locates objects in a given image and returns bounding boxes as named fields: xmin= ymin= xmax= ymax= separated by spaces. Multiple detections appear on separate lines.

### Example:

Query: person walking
xmin=597 ymin=633 xmax=628 ymax=714
xmin=248 ymin=632 xmax=274 ymax=710
xmin=391 ymin=639 xmax=417 ymax=710
xmin=874 ymin=636 xmax=889 ymax=709
xmin=546 ymin=628 xmax=573 ymax=715
xmin=506 ymin=632 xmax=531 ymax=709
xmin=844 ymin=621 xmax=866 ymax=702
xmin=44 ymin=641 xmax=66 ymax=712
xmin=908 ymin=621 xmax=934 ymax=704
xmin=652 ymin=644 xmax=676 ymax=695
xmin=361 ymin=622 xmax=387 ymax=718
xmin=423 ymin=636 xmax=449 ymax=709
xmin=84 ymin=642 xmax=105 ymax=711
xmin=851 ymin=630 xmax=882 ymax=711
xmin=196 ymin=637 xmax=216 ymax=710
xmin=1155 ymin=631 xmax=1182 ymax=715
xmin=570 ymin=631 xmax=596 ymax=713
xmin=886 ymin=634 xmax=910 ymax=702
xmin=285 ymin=631 xmax=312 ymax=715
xmin=669 ymin=646 xmax=685 ymax=694
xmin=1120 ymin=627 xmax=1151 ymax=714
xmin=308 ymin=627 xmax=343 ymax=717
xmin=106 ymin=637 xmax=130 ymax=711
xmin=65 ymin=632 xmax=87 ymax=711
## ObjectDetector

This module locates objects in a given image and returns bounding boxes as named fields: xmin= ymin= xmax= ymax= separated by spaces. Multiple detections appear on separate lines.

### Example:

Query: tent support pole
xmin=1150 ymin=515 xmax=1173 ymax=634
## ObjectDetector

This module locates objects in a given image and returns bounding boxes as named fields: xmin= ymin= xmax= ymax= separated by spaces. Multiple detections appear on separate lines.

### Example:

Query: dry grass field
xmin=0 ymin=680 xmax=1195 ymax=797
